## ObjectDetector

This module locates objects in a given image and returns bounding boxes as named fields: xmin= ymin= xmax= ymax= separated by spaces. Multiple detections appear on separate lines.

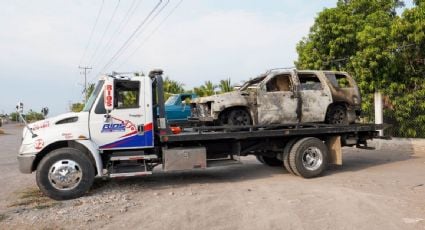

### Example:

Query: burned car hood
xmin=192 ymin=91 xmax=251 ymax=104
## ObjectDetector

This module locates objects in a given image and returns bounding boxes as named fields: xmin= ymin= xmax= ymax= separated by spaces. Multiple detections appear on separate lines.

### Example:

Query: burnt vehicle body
xmin=190 ymin=69 xmax=361 ymax=126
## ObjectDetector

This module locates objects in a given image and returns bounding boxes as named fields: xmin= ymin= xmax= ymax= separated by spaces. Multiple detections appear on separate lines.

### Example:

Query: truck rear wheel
xmin=36 ymin=147 xmax=95 ymax=200
xmin=283 ymin=138 xmax=298 ymax=175
xmin=288 ymin=137 xmax=328 ymax=178
xmin=326 ymin=105 xmax=348 ymax=125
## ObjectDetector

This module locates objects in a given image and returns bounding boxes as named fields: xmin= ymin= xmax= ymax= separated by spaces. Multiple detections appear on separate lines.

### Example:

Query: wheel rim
xmin=48 ymin=159 xmax=83 ymax=190
xmin=302 ymin=147 xmax=323 ymax=171
xmin=231 ymin=110 xmax=250 ymax=125
xmin=332 ymin=108 xmax=345 ymax=124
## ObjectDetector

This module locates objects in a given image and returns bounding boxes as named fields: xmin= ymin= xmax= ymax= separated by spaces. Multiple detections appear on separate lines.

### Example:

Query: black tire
xmin=227 ymin=109 xmax=252 ymax=126
xmin=36 ymin=147 xmax=95 ymax=200
xmin=283 ymin=138 xmax=298 ymax=175
xmin=256 ymin=155 xmax=265 ymax=164
xmin=288 ymin=137 xmax=329 ymax=178
xmin=326 ymin=105 xmax=348 ymax=125
xmin=257 ymin=155 xmax=282 ymax=167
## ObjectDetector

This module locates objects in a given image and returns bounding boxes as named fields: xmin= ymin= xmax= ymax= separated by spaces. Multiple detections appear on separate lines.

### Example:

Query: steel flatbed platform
xmin=163 ymin=123 xmax=385 ymax=143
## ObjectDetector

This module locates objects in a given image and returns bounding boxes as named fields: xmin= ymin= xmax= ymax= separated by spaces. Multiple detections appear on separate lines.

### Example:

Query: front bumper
xmin=17 ymin=154 xmax=36 ymax=174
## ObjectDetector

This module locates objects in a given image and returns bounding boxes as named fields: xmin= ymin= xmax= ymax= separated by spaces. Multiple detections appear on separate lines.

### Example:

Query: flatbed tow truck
xmin=18 ymin=70 xmax=385 ymax=200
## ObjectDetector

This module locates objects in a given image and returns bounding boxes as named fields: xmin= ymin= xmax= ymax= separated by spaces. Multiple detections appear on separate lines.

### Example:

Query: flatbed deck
xmin=164 ymin=123 xmax=385 ymax=142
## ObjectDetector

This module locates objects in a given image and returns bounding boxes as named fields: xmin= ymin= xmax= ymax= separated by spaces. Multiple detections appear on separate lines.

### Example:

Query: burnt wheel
xmin=326 ymin=105 xmax=348 ymax=125
xmin=227 ymin=109 xmax=251 ymax=126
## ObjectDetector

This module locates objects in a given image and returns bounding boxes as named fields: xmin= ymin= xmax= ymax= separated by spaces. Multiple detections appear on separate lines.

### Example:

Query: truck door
xmin=257 ymin=73 xmax=298 ymax=124
xmin=297 ymin=72 xmax=332 ymax=122
xmin=89 ymin=78 xmax=154 ymax=150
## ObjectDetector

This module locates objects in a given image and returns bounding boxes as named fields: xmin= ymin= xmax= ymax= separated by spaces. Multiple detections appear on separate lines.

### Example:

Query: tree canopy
xmin=296 ymin=0 xmax=425 ymax=137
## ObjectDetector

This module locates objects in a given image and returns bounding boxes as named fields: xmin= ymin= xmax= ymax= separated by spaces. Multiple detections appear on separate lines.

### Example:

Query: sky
xmin=0 ymin=0 xmax=413 ymax=116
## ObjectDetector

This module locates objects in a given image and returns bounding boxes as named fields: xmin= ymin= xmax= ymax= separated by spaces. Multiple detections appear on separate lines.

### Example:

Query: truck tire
xmin=326 ymin=105 xmax=348 ymax=125
xmin=282 ymin=138 xmax=298 ymax=175
xmin=227 ymin=109 xmax=252 ymax=126
xmin=288 ymin=137 xmax=328 ymax=178
xmin=256 ymin=155 xmax=265 ymax=164
xmin=36 ymin=147 xmax=95 ymax=200
xmin=256 ymin=155 xmax=282 ymax=167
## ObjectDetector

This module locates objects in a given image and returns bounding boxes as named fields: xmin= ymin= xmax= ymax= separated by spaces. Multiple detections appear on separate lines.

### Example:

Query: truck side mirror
xmin=104 ymin=79 xmax=114 ymax=121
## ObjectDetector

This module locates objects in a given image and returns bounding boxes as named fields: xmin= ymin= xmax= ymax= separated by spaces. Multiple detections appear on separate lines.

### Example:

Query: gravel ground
xmin=0 ymin=124 xmax=424 ymax=230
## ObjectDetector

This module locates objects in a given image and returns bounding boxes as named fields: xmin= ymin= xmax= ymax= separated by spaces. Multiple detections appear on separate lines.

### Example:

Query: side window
xmin=115 ymin=80 xmax=140 ymax=109
xmin=266 ymin=74 xmax=292 ymax=92
xmin=325 ymin=73 xmax=352 ymax=88
xmin=95 ymin=95 xmax=106 ymax=114
xmin=298 ymin=74 xmax=323 ymax=90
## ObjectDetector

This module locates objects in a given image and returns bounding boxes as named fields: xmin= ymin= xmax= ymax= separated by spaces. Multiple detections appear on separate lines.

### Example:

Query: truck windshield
xmin=82 ymin=80 xmax=104 ymax=112
xmin=165 ymin=95 xmax=179 ymax=105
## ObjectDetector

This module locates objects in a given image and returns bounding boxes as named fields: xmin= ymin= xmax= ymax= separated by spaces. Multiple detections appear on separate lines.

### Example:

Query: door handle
xmin=137 ymin=125 xmax=145 ymax=134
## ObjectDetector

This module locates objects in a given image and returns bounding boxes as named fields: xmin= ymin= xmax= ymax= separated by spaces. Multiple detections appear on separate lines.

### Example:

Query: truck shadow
xmin=91 ymin=161 xmax=286 ymax=193
xmin=90 ymin=141 xmax=421 ymax=193
xmin=326 ymin=140 xmax=420 ymax=175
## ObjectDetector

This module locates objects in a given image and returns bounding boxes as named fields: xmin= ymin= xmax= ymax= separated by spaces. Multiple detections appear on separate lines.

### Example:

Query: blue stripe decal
xmin=100 ymin=130 xmax=153 ymax=149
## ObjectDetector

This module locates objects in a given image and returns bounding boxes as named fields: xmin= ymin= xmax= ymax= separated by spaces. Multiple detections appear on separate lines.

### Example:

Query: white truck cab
xmin=18 ymin=70 xmax=162 ymax=200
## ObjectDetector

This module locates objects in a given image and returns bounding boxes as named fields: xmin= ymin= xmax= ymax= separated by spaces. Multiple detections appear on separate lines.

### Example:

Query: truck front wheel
xmin=36 ymin=147 xmax=95 ymax=200
xmin=227 ymin=109 xmax=252 ymax=126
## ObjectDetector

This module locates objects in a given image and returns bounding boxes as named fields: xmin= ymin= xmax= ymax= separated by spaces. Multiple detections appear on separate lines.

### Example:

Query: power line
xmin=79 ymin=0 xmax=105 ymax=66
xmin=92 ymin=0 xmax=143 ymax=69
xmin=97 ymin=0 xmax=165 ymax=76
xmin=116 ymin=0 xmax=183 ymax=69
xmin=87 ymin=0 xmax=122 ymax=66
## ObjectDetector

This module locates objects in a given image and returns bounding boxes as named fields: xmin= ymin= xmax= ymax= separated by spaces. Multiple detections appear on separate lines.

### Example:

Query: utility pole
xmin=78 ymin=66 xmax=92 ymax=102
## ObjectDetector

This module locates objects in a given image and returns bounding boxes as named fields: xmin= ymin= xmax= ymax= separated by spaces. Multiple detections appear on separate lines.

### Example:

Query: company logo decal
xmin=34 ymin=139 xmax=44 ymax=150
xmin=101 ymin=123 xmax=126 ymax=132
xmin=31 ymin=121 xmax=49 ymax=131
xmin=101 ymin=117 xmax=136 ymax=133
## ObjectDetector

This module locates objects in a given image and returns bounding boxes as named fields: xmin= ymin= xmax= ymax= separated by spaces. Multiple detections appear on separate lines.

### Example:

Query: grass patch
xmin=8 ymin=187 xmax=60 ymax=210
xmin=0 ymin=213 xmax=7 ymax=222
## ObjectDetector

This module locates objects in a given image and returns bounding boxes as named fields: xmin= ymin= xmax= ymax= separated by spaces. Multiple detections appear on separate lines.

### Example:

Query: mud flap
xmin=326 ymin=136 xmax=342 ymax=165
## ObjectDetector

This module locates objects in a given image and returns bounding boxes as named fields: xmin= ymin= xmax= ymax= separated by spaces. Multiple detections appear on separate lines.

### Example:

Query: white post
xmin=374 ymin=91 xmax=384 ymax=136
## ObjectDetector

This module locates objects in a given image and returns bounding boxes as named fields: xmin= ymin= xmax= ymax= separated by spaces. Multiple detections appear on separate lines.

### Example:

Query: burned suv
xmin=190 ymin=69 xmax=361 ymax=126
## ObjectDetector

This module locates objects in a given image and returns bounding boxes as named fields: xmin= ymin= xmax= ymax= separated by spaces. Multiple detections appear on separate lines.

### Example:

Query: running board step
xmin=110 ymin=154 xmax=158 ymax=161
xmin=110 ymin=171 xmax=152 ymax=178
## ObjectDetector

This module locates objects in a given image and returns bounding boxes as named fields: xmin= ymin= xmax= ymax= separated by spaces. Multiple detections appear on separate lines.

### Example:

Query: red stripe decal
xmin=144 ymin=123 xmax=153 ymax=132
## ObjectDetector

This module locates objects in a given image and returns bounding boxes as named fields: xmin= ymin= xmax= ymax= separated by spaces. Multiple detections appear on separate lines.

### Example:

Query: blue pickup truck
xmin=165 ymin=93 xmax=197 ymax=125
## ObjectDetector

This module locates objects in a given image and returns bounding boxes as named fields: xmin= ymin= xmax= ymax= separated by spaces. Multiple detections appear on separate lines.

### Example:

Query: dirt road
xmin=0 ymin=124 xmax=424 ymax=229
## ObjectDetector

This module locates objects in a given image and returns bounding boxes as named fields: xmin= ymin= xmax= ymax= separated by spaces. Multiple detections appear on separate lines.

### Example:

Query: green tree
xmin=296 ymin=0 xmax=425 ymax=137
xmin=193 ymin=81 xmax=217 ymax=97
xmin=219 ymin=78 xmax=233 ymax=93
xmin=86 ymin=83 xmax=95 ymax=100
xmin=25 ymin=110 xmax=44 ymax=122
xmin=163 ymin=77 xmax=185 ymax=100
xmin=9 ymin=112 xmax=19 ymax=122
xmin=70 ymin=103 xmax=85 ymax=113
